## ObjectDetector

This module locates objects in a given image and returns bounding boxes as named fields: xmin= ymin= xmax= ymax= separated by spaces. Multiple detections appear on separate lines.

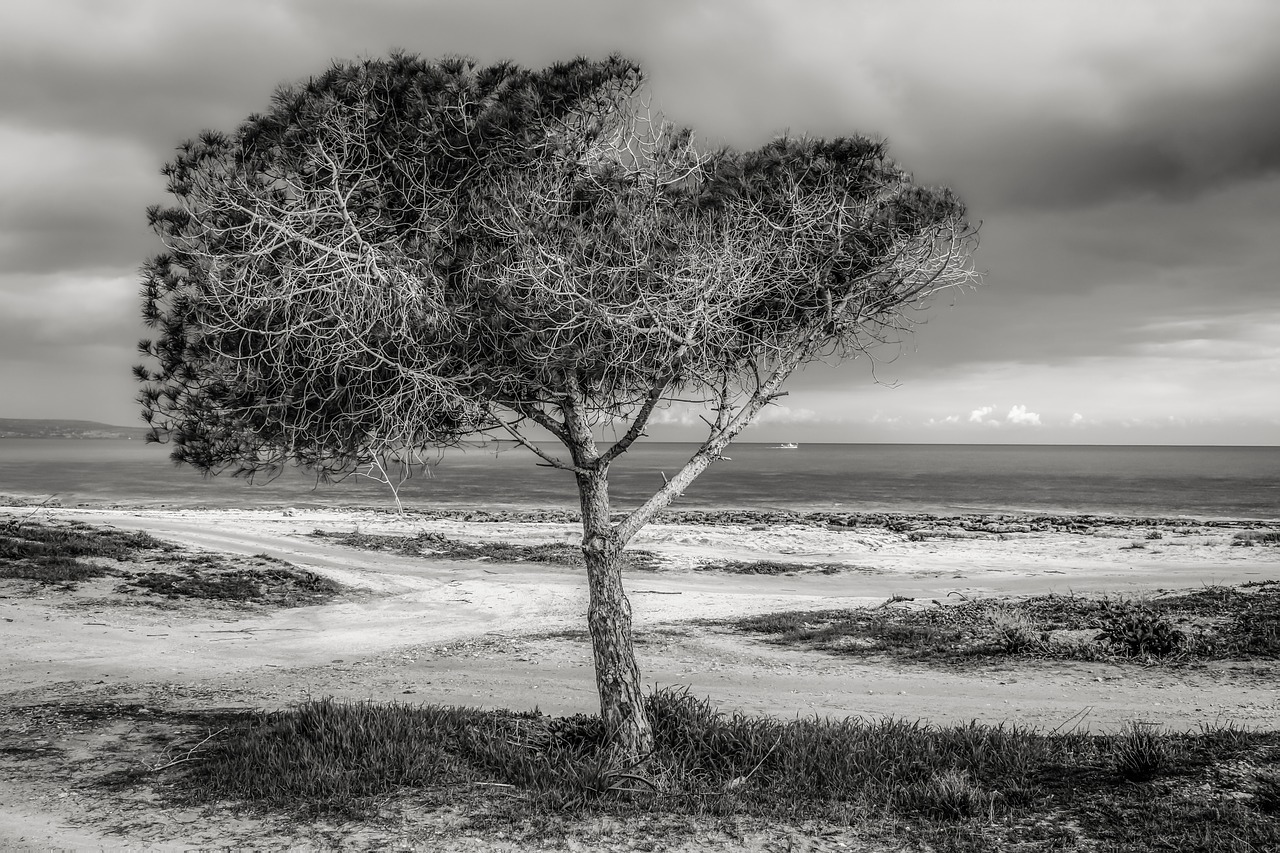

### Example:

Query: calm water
xmin=1 ymin=440 xmax=1277 ymax=519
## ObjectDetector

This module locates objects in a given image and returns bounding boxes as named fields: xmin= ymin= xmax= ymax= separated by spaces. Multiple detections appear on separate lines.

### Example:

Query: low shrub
xmin=729 ymin=584 xmax=1280 ymax=665
xmin=117 ymin=562 xmax=341 ymax=605
xmin=1095 ymin=605 xmax=1183 ymax=657
xmin=0 ymin=519 xmax=167 ymax=584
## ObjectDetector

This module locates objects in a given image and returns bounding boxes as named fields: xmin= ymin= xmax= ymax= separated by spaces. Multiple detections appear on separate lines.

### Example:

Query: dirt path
xmin=2 ymin=506 xmax=1278 ymax=850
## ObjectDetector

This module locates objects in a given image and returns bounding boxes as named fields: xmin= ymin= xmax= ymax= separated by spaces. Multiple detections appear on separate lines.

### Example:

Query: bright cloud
xmin=750 ymin=405 xmax=821 ymax=425
xmin=962 ymin=404 xmax=1042 ymax=427
xmin=650 ymin=403 xmax=823 ymax=429
xmin=1006 ymin=405 xmax=1042 ymax=426
xmin=647 ymin=406 xmax=699 ymax=428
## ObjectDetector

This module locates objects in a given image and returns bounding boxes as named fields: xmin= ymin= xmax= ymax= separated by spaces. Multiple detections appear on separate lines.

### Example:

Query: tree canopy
xmin=138 ymin=53 xmax=974 ymax=486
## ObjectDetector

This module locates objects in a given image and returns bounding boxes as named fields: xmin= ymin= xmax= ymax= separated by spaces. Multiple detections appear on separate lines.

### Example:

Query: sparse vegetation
xmin=114 ymin=557 xmax=341 ymax=606
xmin=1233 ymin=530 xmax=1280 ymax=546
xmin=0 ymin=518 xmax=168 ymax=583
xmin=312 ymin=529 xmax=661 ymax=572
xmin=95 ymin=689 xmax=1277 ymax=851
xmin=694 ymin=558 xmax=849 ymax=575
xmin=727 ymin=583 xmax=1280 ymax=663
xmin=0 ymin=518 xmax=340 ymax=606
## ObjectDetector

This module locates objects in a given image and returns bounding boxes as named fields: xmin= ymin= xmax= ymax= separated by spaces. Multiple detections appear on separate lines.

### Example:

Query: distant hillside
xmin=0 ymin=418 xmax=150 ymax=439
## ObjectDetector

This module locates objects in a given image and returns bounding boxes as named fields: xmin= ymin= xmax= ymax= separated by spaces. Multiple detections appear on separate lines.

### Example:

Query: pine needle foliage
xmin=136 ymin=52 xmax=977 ymax=483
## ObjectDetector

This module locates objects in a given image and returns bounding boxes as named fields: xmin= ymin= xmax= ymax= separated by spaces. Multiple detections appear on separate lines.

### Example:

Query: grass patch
xmin=131 ymin=690 xmax=1280 ymax=851
xmin=313 ymin=529 xmax=661 ymax=571
xmin=727 ymin=582 xmax=1280 ymax=664
xmin=0 ymin=518 xmax=168 ymax=584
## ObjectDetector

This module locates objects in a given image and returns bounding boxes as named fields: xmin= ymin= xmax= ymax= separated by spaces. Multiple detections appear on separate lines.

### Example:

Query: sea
xmin=0 ymin=439 xmax=1277 ymax=520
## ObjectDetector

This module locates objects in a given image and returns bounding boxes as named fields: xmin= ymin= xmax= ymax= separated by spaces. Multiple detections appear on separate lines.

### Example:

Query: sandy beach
xmin=2 ymin=505 xmax=1277 ymax=850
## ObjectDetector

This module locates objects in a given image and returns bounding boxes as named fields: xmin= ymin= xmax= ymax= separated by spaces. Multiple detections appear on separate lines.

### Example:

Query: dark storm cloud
xmin=0 ymin=208 xmax=146 ymax=273
xmin=714 ymin=2 xmax=1280 ymax=215
xmin=0 ymin=270 xmax=137 ymax=348
xmin=0 ymin=0 xmax=666 ymax=278
xmin=949 ymin=63 xmax=1280 ymax=209
xmin=976 ymin=173 xmax=1280 ymax=300
xmin=0 ymin=28 xmax=322 ymax=169
xmin=0 ymin=0 xmax=660 ymax=152
xmin=0 ymin=122 xmax=159 ymax=274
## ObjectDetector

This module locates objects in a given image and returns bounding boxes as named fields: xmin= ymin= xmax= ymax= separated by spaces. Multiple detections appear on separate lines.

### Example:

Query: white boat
xmin=774 ymin=442 xmax=799 ymax=449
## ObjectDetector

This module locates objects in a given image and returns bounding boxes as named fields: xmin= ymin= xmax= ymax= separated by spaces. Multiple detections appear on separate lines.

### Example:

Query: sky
xmin=0 ymin=0 xmax=1277 ymax=445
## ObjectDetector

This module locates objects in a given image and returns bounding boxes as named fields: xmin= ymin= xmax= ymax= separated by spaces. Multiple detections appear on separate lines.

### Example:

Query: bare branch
xmin=614 ymin=337 xmax=812 ymax=545
xmin=488 ymin=412 xmax=582 ymax=474
xmin=599 ymin=380 xmax=669 ymax=465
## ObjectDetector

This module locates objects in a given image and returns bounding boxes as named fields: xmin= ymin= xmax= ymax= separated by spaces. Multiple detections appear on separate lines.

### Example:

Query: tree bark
xmin=576 ymin=466 xmax=655 ymax=759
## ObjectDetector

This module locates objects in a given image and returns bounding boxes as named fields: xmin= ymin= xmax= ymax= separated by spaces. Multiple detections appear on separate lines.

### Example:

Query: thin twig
xmin=148 ymin=728 xmax=226 ymax=772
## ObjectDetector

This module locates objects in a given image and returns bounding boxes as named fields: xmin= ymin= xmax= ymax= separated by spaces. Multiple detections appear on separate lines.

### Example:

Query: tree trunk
xmin=577 ymin=468 xmax=654 ymax=759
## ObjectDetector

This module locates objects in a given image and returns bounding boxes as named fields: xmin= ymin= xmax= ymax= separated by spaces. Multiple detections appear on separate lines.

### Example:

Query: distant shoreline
xmin=3 ymin=442 xmax=1277 ymax=520
xmin=1 ymin=418 xmax=1278 ymax=448
xmin=0 ymin=434 xmax=141 ymax=440
xmin=2 ymin=497 xmax=1275 ymax=528
xmin=0 ymin=418 xmax=149 ymax=440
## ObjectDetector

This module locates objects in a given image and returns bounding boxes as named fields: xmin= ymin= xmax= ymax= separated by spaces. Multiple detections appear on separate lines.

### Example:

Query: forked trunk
xmin=577 ymin=468 xmax=654 ymax=759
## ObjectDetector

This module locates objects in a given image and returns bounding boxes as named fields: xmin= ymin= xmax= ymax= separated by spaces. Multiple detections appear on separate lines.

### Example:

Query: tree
xmin=136 ymin=53 xmax=979 ymax=758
